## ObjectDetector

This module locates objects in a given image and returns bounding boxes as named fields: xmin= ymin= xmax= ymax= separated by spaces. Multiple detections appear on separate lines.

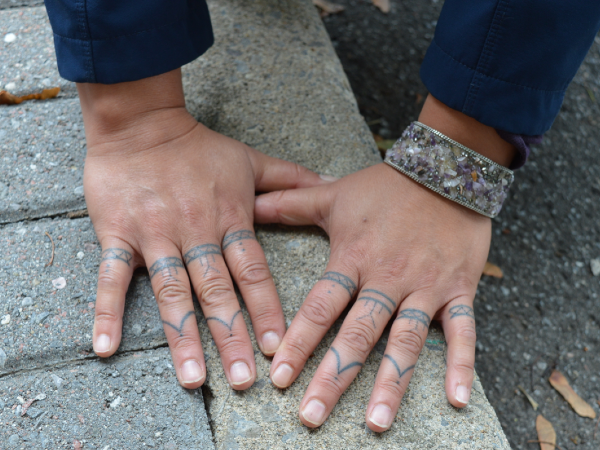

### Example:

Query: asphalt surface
xmin=322 ymin=1 xmax=600 ymax=448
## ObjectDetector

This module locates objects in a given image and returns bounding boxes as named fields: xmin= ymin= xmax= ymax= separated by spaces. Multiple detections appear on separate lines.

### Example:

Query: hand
xmin=254 ymin=162 xmax=491 ymax=431
xmin=80 ymin=69 xmax=332 ymax=390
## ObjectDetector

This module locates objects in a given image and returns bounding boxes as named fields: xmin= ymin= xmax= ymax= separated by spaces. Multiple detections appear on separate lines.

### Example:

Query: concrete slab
xmin=0 ymin=6 xmax=75 ymax=96
xmin=0 ymin=217 xmax=165 ymax=374
xmin=0 ymin=347 xmax=214 ymax=449
xmin=0 ymin=99 xmax=86 ymax=223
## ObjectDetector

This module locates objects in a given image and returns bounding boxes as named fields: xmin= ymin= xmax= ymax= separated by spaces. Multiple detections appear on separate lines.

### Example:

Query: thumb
xmin=252 ymin=151 xmax=338 ymax=192
xmin=254 ymin=185 xmax=332 ymax=227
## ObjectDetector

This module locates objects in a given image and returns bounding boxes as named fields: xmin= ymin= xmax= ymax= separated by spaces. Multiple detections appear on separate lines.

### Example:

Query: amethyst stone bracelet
xmin=384 ymin=122 xmax=514 ymax=218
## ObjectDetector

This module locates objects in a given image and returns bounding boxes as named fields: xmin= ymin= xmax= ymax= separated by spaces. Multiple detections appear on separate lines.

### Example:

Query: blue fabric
xmin=421 ymin=0 xmax=600 ymax=136
xmin=44 ymin=0 xmax=214 ymax=84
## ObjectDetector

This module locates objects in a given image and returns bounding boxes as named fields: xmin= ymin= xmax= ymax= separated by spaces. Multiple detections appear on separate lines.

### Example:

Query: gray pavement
xmin=322 ymin=1 xmax=600 ymax=448
xmin=1 ymin=1 xmax=510 ymax=448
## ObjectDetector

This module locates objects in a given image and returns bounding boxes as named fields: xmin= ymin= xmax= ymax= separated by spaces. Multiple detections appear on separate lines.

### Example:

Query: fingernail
xmin=181 ymin=360 xmax=204 ymax=384
xmin=230 ymin=361 xmax=252 ymax=385
xmin=271 ymin=363 xmax=294 ymax=388
xmin=261 ymin=331 xmax=281 ymax=354
xmin=302 ymin=399 xmax=327 ymax=426
xmin=369 ymin=404 xmax=393 ymax=429
xmin=319 ymin=174 xmax=338 ymax=182
xmin=94 ymin=334 xmax=111 ymax=354
xmin=456 ymin=384 xmax=470 ymax=404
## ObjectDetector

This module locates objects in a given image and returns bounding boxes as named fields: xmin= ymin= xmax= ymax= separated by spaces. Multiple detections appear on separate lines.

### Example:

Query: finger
xmin=441 ymin=299 xmax=476 ymax=408
xmin=93 ymin=240 xmax=135 ymax=358
xmin=183 ymin=240 xmax=256 ymax=390
xmin=254 ymin=185 xmax=332 ymax=226
xmin=145 ymin=247 xmax=206 ymax=389
xmin=251 ymin=151 xmax=338 ymax=191
xmin=270 ymin=261 xmax=358 ymax=389
xmin=298 ymin=287 xmax=399 ymax=428
xmin=222 ymin=227 xmax=285 ymax=356
xmin=365 ymin=297 xmax=436 ymax=432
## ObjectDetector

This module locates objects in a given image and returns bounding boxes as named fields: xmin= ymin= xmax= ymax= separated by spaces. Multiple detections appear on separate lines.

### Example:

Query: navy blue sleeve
xmin=421 ymin=0 xmax=600 ymax=136
xmin=44 ymin=0 xmax=214 ymax=84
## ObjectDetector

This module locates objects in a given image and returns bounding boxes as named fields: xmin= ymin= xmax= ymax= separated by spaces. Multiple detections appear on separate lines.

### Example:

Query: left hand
xmin=254 ymin=162 xmax=490 ymax=431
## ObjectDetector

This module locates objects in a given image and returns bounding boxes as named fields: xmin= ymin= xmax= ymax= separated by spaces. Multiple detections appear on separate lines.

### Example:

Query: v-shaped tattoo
xmin=331 ymin=346 xmax=363 ymax=375
xmin=383 ymin=354 xmax=415 ymax=384
xmin=206 ymin=310 xmax=242 ymax=337
xmin=162 ymin=311 xmax=195 ymax=337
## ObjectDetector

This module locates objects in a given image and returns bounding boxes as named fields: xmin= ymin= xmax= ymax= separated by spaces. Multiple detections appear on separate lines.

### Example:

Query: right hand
xmin=80 ymin=69 xmax=333 ymax=390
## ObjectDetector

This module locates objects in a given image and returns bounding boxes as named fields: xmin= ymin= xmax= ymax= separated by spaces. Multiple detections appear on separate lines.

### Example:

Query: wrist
xmin=78 ymin=68 xmax=196 ymax=154
xmin=417 ymin=95 xmax=515 ymax=168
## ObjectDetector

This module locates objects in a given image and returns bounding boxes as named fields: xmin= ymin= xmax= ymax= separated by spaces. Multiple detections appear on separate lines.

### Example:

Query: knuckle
xmin=281 ymin=333 xmax=312 ymax=361
xmin=391 ymin=328 xmax=424 ymax=359
xmin=236 ymin=259 xmax=272 ymax=287
xmin=216 ymin=333 xmax=250 ymax=355
xmin=450 ymin=358 xmax=475 ymax=375
xmin=97 ymin=269 xmax=123 ymax=291
xmin=169 ymin=334 xmax=199 ymax=353
xmin=454 ymin=325 xmax=477 ymax=343
xmin=94 ymin=309 xmax=121 ymax=325
xmin=299 ymin=298 xmax=337 ymax=330
xmin=197 ymin=278 xmax=235 ymax=308
xmin=376 ymin=378 xmax=406 ymax=399
xmin=341 ymin=323 xmax=377 ymax=354
xmin=312 ymin=370 xmax=345 ymax=397
xmin=155 ymin=278 xmax=190 ymax=308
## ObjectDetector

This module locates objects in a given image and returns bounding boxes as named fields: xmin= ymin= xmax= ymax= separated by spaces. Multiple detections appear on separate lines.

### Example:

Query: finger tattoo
xmin=330 ymin=346 xmax=363 ymax=380
xmin=448 ymin=305 xmax=475 ymax=320
xmin=184 ymin=244 xmax=222 ymax=276
xmin=321 ymin=272 xmax=357 ymax=298
xmin=149 ymin=257 xmax=184 ymax=280
xmin=383 ymin=354 xmax=415 ymax=384
xmin=396 ymin=308 xmax=431 ymax=331
xmin=162 ymin=311 xmax=196 ymax=337
xmin=101 ymin=248 xmax=133 ymax=266
xmin=206 ymin=310 xmax=242 ymax=337
xmin=222 ymin=230 xmax=257 ymax=251
xmin=356 ymin=289 xmax=396 ymax=328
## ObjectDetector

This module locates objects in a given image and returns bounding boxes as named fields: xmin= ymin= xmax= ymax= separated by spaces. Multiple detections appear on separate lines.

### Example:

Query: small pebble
xmin=590 ymin=258 xmax=600 ymax=276
xmin=77 ymin=251 xmax=85 ymax=260
xmin=1 ymin=314 xmax=10 ymax=325
xmin=4 ymin=33 xmax=16 ymax=43
xmin=109 ymin=396 xmax=121 ymax=408
xmin=26 ymin=407 xmax=43 ymax=418
xmin=74 ymin=186 xmax=84 ymax=196
xmin=52 ymin=277 xmax=66 ymax=289
xmin=8 ymin=434 xmax=19 ymax=446
xmin=21 ymin=297 xmax=33 ymax=307
xmin=537 ymin=361 xmax=548 ymax=371
xmin=51 ymin=373 xmax=64 ymax=388
xmin=41 ymin=78 xmax=52 ymax=87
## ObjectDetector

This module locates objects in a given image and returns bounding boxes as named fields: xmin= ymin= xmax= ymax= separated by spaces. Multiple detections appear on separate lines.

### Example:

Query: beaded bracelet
xmin=384 ymin=122 xmax=514 ymax=218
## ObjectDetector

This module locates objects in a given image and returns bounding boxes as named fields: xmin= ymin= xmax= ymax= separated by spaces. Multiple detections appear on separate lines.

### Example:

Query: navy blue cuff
xmin=46 ymin=0 xmax=214 ymax=84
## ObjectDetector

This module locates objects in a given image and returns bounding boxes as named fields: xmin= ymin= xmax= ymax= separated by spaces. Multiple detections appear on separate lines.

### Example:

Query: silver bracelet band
xmin=384 ymin=122 xmax=514 ymax=218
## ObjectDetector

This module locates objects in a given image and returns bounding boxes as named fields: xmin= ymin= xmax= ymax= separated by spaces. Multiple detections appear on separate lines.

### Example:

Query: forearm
xmin=77 ymin=69 xmax=196 ymax=155
xmin=418 ymin=95 xmax=515 ymax=168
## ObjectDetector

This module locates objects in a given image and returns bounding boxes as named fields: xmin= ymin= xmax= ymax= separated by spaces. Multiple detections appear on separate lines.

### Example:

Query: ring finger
xmin=145 ymin=246 xmax=206 ymax=389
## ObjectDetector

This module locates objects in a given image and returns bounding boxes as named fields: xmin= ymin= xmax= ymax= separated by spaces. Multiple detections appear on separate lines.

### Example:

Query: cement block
xmin=0 ymin=347 xmax=214 ymax=449
xmin=0 ymin=99 xmax=86 ymax=223
xmin=0 ymin=6 xmax=74 ymax=97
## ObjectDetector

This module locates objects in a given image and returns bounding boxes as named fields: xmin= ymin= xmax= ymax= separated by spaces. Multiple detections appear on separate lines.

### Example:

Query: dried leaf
xmin=549 ymin=370 xmax=596 ymax=418
xmin=482 ymin=261 xmax=503 ymax=278
xmin=536 ymin=415 xmax=557 ymax=450
xmin=312 ymin=0 xmax=344 ymax=15
xmin=0 ymin=87 xmax=60 ymax=105
xmin=372 ymin=0 xmax=390 ymax=13
xmin=518 ymin=385 xmax=538 ymax=410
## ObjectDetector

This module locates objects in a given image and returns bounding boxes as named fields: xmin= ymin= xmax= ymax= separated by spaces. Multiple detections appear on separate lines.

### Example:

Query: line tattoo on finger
xmin=184 ymin=244 xmax=222 ymax=276
xmin=330 ymin=346 xmax=363 ymax=380
xmin=396 ymin=308 xmax=431 ymax=331
xmin=321 ymin=272 xmax=357 ymax=298
xmin=162 ymin=311 xmax=196 ymax=337
xmin=356 ymin=289 xmax=396 ymax=328
xmin=383 ymin=354 xmax=415 ymax=385
xmin=101 ymin=248 xmax=133 ymax=266
xmin=449 ymin=305 xmax=475 ymax=320
xmin=222 ymin=230 xmax=257 ymax=251
xmin=206 ymin=310 xmax=242 ymax=337
xmin=149 ymin=257 xmax=184 ymax=280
